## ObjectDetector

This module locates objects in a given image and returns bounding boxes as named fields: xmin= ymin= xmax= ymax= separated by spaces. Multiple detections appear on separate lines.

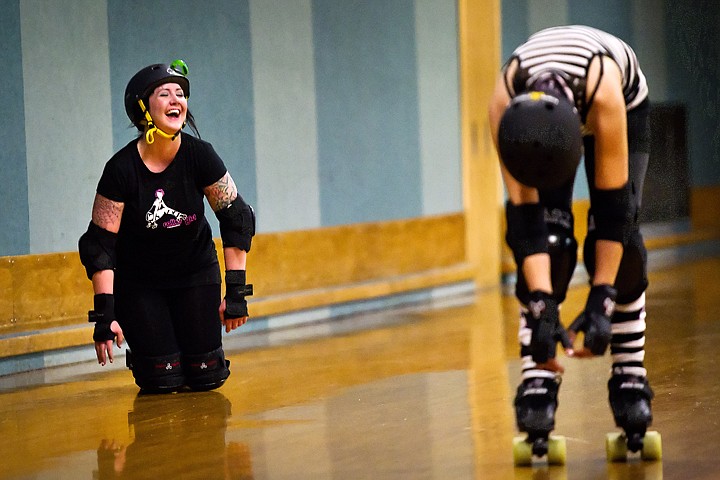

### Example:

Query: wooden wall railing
xmin=0 ymin=214 xmax=476 ymax=359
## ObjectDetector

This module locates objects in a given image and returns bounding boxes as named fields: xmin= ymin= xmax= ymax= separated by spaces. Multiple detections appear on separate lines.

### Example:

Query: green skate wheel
xmin=606 ymin=432 xmax=628 ymax=462
xmin=512 ymin=436 xmax=533 ymax=466
xmin=547 ymin=435 xmax=567 ymax=465
xmin=641 ymin=431 xmax=662 ymax=461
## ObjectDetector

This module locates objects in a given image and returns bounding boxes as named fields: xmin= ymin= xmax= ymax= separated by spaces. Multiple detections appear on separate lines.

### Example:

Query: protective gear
xmin=590 ymin=186 xmax=634 ymax=244
xmin=88 ymin=293 xmax=116 ymax=342
xmin=505 ymin=202 xmax=548 ymax=269
xmin=516 ymin=222 xmax=577 ymax=305
xmin=124 ymin=60 xmax=190 ymax=142
xmin=215 ymin=200 xmax=255 ymax=252
xmin=498 ymin=90 xmax=582 ymax=189
xmin=224 ymin=270 xmax=253 ymax=319
xmin=583 ymin=226 xmax=648 ymax=304
xmin=568 ymin=284 xmax=617 ymax=355
xmin=524 ymin=291 xmax=571 ymax=364
xmin=183 ymin=347 xmax=231 ymax=391
xmin=78 ymin=222 xmax=117 ymax=279
xmin=126 ymin=350 xmax=185 ymax=394
xmin=608 ymin=374 xmax=654 ymax=452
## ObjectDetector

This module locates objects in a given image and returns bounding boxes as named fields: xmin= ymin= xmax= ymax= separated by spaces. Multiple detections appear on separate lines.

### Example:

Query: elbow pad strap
xmin=215 ymin=200 xmax=255 ymax=252
xmin=505 ymin=202 xmax=549 ymax=268
xmin=78 ymin=222 xmax=117 ymax=280
xmin=591 ymin=186 xmax=633 ymax=244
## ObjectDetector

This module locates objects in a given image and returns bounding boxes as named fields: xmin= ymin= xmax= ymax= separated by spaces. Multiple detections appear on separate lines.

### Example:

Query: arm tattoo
xmin=204 ymin=172 xmax=238 ymax=211
xmin=92 ymin=194 xmax=124 ymax=233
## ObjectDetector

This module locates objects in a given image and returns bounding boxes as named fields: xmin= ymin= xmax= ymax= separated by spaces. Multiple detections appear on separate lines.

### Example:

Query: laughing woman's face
xmin=148 ymin=82 xmax=187 ymax=133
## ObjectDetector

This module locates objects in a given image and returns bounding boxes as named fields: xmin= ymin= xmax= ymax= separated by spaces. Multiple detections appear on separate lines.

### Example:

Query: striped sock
xmin=518 ymin=307 xmax=559 ymax=381
xmin=610 ymin=293 xmax=647 ymax=378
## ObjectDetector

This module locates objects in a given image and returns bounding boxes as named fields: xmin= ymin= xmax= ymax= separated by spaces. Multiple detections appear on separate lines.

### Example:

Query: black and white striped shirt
xmin=504 ymin=25 xmax=648 ymax=118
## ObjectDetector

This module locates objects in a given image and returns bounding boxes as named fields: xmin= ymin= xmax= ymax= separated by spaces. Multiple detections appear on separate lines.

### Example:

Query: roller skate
xmin=605 ymin=374 xmax=662 ymax=462
xmin=512 ymin=376 xmax=566 ymax=466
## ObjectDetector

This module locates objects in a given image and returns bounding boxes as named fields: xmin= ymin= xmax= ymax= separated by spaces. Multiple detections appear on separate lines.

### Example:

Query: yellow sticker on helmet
xmin=528 ymin=91 xmax=544 ymax=101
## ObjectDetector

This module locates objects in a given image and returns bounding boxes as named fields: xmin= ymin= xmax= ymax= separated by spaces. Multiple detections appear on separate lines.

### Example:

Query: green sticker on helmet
xmin=170 ymin=59 xmax=188 ymax=76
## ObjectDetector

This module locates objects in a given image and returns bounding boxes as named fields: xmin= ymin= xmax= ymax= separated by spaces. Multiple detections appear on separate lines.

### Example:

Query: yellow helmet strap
xmin=137 ymin=98 xmax=185 ymax=144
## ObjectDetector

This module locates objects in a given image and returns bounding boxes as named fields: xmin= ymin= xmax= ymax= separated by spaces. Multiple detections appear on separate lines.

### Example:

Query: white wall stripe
xmin=250 ymin=0 xmax=321 ymax=232
xmin=414 ymin=0 xmax=462 ymax=215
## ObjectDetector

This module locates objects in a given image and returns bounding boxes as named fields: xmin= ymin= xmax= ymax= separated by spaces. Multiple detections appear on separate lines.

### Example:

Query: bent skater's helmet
xmin=498 ymin=80 xmax=582 ymax=190
xmin=124 ymin=60 xmax=190 ymax=130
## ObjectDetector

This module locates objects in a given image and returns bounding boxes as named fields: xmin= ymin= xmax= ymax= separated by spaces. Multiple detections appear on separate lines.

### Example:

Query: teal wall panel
xmin=567 ymin=0 xmax=633 ymax=42
xmin=631 ymin=1 xmax=668 ymax=102
xmin=500 ymin=0 xmax=528 ymax=61
xmin=666 ymin=0 xmax=720 ymax=185
xmin=0 ymin=0 xmax=29 ymax=255
xmin=313 ymin=0 xmax=422 ymax=225
xmin=21 ymin=0 xmax=113 ymax=253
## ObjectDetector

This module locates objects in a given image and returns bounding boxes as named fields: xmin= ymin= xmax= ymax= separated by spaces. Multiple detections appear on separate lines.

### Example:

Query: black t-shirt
xmin=97 ymin=133 xmax=226 ymax=288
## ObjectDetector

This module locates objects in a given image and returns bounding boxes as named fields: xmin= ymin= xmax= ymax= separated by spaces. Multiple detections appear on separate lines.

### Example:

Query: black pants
xmin=115 ymin=280 xmax=223 ymax=358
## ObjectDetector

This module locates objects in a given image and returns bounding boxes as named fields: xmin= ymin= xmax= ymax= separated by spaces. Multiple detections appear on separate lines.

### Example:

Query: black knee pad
xmin=583 ymin=229 xmax=648 ymax=304
xmin=126 ymin=350 xmax=185 ymax=394
xmin=614 ymin=231 xmax=648 ymax=303
xmin=516 ymin=222 xmax=577 ymax=305
xmin=183 ymin=347 xmax=231 ymax=391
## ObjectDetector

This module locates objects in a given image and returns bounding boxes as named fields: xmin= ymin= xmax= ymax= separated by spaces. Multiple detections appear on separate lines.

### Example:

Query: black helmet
xmin=498 ymin=90 xmax=582 ymax=189
xmin=124 ymin=60 xmax=190 ymax=128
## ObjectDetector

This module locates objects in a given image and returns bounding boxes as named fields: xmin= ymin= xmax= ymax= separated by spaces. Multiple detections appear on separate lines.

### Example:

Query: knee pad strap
xmin=127 ymin=350 xmax=185 ymax=394
xmin=183 ymin=347 xmax=231 ymax=391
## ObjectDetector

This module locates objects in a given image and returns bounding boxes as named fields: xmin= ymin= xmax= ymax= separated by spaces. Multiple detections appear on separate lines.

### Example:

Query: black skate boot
xmin=513 ymin=376 xmax=565 ymax=464
xmin=608 ymin=375 xmax=653 ymax=452
xmin=606 ymin=374 xmax=661 ymax=461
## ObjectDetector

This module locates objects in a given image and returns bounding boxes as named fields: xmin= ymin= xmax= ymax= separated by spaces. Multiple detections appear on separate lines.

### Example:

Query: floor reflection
xmin=94 ymin=391 xmax=253 ymax=479
xmin=2 ymin=258 xmax=720 ymax=479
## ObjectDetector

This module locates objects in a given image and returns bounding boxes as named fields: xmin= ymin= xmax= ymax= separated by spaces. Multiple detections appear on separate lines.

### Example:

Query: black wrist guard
xmin=525 ymin=291 xmax=570 ymax=364
xmin=569 ymin=284 xmax=616 ymax=355
xmin=591 ymin=186 xmax=633 ymax=244
xmin=89 ymin=293 xmax=116 ymax=342
xmin=225 ymin=270 xmax=253 ymax=319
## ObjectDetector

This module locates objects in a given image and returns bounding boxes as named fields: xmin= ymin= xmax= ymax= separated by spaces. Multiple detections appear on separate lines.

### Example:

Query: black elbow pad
xmin=591 ymin=186 xmax=634 ymax=244
xmin=215 ymin=200 xmax=255 ymax=252
xmin=78 ymin=222 xmax=117 ymax=279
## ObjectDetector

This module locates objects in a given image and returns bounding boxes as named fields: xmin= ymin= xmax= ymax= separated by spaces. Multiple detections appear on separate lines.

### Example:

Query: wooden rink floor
xmin=2 ymin=258 xmax=720 ymax=479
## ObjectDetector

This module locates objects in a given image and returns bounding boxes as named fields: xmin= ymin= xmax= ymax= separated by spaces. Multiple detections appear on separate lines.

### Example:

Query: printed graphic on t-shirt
xmin=145 ymin=189 xmax=196 ymax=229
